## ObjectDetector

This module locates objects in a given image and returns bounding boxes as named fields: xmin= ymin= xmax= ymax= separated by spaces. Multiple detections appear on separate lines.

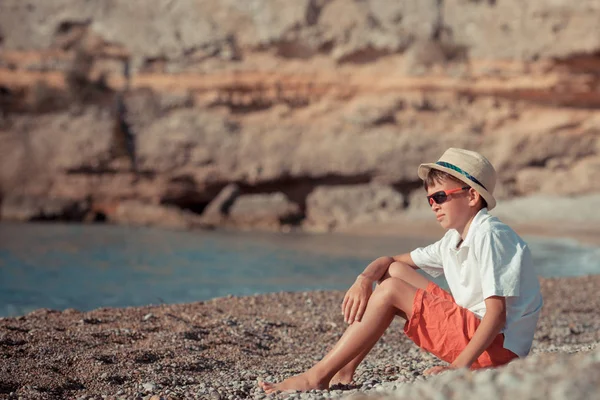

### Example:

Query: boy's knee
xmin=373 ymin=279 xmax=395 ymax=304
xmin=375 ymin=278 xmax=416 ymax=313
xmin=377 ymin=278 xmax=407 ymax=299
xmin=387 ymin=261 xmax=413 ymax=280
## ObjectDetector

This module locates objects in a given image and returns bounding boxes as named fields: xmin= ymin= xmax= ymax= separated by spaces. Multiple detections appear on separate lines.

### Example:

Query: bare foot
xmin=330 ymin=370 xmax=354 ymax=386
xmin=258 ymin=373 xmax=328 ymax=394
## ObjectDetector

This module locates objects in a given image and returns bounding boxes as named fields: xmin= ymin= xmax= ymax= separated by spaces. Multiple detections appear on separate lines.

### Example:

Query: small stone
xmin=142 ymin=382 xmax=157 ymax=392
xmin=143 ymin=313 xmax=154 ymax=321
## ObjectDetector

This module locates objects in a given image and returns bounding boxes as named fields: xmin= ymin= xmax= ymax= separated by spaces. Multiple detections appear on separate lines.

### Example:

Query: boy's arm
xmin=343 ymin=253 xmax=418 ymax=324
xmin=358 ymin=253 xmax=419 ymax=283
xmin=452 ymin=295 xmax=507 ymax=368
xmin=428 ymin=296 xmax=507 ymax=374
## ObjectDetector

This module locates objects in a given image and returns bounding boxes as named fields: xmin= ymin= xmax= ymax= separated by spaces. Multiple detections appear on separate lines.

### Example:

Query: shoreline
xmin=2 ymin=217 xmax=598 ymax=322
xmin=4 ymin=207 xmax=600 ymax=248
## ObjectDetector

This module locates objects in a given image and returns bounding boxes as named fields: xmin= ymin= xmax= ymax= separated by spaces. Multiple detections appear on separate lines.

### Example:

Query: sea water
xmin=1 ymin=222 xmax=599 ymax=317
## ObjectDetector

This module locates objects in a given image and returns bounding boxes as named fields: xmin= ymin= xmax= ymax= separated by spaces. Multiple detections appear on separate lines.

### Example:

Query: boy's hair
xmin=424 ymin=169 xmax=488 ymax=209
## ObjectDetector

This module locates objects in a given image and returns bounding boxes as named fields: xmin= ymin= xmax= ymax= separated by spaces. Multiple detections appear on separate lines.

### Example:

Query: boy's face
xmin=426 ymin=179 xmax=474 ymax=231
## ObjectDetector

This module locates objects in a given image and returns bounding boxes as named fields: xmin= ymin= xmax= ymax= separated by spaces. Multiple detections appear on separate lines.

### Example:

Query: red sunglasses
xmin=427 ymin=186 xmax=470 ymax=206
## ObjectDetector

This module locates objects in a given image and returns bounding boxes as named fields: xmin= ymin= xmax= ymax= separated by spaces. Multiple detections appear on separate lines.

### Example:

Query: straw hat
xmin=418 ymin=148 xmax=497 ymax=210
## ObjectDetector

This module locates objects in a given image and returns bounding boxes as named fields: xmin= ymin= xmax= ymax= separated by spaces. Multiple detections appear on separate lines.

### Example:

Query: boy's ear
xmin=467 ymin=188 xmax=480 ymax=207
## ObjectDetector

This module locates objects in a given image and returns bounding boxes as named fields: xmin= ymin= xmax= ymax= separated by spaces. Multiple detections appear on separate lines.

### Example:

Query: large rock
xmin=514 ymin=156 xmax=600 ymax=195
xmin=493 ymin=193 xmax=600 ymax=224
xmin=444 ymin=0 xmax=600 ymax=60
xmin=2 ymin=91 xmax=599 ymax=232
xmin=305 ymin=184 xmax=405 ymax=230
xmin=486 ymin=109 xmax=600 ymax=174
xmin=0 ymin=195 xmax=89 ymax=221
xmin=227 ymin=192 xmax=302 ymax=230
xmin=199 ymin=183 xmax=240 ymax=225
xmin=4 ymin=0 xmax=600 ymax=69
xmin=1 ymin=0 xmax=600 ymax=232
xmin=133 ymin=99 xmax=471 ymax=187
xmin=342 ymin=95 xmax=405 ymax=127
xmin=136 ymin=108 xmax=240 ymax=175
xmin=0 ymin=0 xmax=236 ymax=71
xmin=406 ymin=189 xmax=431 ymax=215
xmin=0 ymin=0 xmax=439 ymax=68
xmin=0 ymin=108 xmax=114 ymax=195
xmin=110 ymin=200 xmax=197 ymax=229
xmin=319 ymin=0 xmax=439 ymax=63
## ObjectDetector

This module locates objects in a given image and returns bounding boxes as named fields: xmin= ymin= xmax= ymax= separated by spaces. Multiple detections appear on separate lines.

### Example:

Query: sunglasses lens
xmin=428 ymin=192 xmax=447 ymax=206
xmin=435 ymin=193 xmax=447 ymax=204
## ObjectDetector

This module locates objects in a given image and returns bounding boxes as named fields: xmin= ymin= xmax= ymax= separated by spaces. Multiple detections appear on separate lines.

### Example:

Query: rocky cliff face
xmin=1 ymin=0 xmax=599 ymax=231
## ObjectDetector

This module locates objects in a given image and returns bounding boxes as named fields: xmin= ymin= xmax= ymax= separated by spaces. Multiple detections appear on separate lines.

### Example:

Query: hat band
xmin=435 ymin=161 xmax=488 ymax=191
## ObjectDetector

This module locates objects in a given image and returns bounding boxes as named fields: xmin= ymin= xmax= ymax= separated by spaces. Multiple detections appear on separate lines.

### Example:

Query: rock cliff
xmin=1 ymin=0 xmax=599 ymax=230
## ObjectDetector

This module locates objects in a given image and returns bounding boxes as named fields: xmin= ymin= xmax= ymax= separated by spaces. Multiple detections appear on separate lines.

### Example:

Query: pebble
xmin=143 ymin=313 xmax=154 ymax=321
xmin=2 ymin=279 xmax=599 ymax=400
xmin=142 ymin=382 xmax=157 ymax=392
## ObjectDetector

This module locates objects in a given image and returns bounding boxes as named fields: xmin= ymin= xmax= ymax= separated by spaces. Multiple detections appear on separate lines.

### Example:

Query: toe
xmin=258 ymin=380 xmax=275 ymax=393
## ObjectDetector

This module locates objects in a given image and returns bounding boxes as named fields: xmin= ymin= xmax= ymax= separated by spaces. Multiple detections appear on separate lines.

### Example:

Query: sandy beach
xmin=1 ymin=272 xmax=599 ymax=400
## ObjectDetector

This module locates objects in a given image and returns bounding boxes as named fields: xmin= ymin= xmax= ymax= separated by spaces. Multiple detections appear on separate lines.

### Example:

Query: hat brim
xmin=418 ymin=163 xmax=496 ymax=210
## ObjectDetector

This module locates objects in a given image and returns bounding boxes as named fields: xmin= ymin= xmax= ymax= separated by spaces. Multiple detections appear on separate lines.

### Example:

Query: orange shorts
xmin=404 ymin=282 xmax=518 ymax=370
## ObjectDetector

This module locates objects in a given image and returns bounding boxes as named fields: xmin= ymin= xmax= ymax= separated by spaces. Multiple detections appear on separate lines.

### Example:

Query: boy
xmin=259 ymin=148 xmax=543 ymax=393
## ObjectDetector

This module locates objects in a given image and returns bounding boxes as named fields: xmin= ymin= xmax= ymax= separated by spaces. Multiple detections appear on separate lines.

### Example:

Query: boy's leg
xmin=330 ymin=309 xmax=406 ymax=386
xmin=332 ymin=261 xmax=431 ymax=384
xmin=259 ymin=277 xmax=418 ymax=393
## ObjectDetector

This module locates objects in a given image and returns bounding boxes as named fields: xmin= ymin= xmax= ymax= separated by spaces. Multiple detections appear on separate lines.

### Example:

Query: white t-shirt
xmin=410 ymin=208 xmax=543 ymax=358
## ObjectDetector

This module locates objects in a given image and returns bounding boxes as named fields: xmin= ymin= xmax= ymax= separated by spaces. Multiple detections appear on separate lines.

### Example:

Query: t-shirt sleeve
xmin=475 ymin=229 xmax=523 ymax=299
xmin=410 ymin=237 xmax=445 ymax=278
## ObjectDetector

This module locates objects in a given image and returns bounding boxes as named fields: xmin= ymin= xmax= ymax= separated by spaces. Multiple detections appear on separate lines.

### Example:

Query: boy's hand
xmin=342 ymin=274 xmax=373 ymax=324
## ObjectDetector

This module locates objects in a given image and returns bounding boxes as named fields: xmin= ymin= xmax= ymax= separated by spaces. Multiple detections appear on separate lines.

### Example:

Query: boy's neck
xmin=458 ymin=209 xmax=481 ymax=242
